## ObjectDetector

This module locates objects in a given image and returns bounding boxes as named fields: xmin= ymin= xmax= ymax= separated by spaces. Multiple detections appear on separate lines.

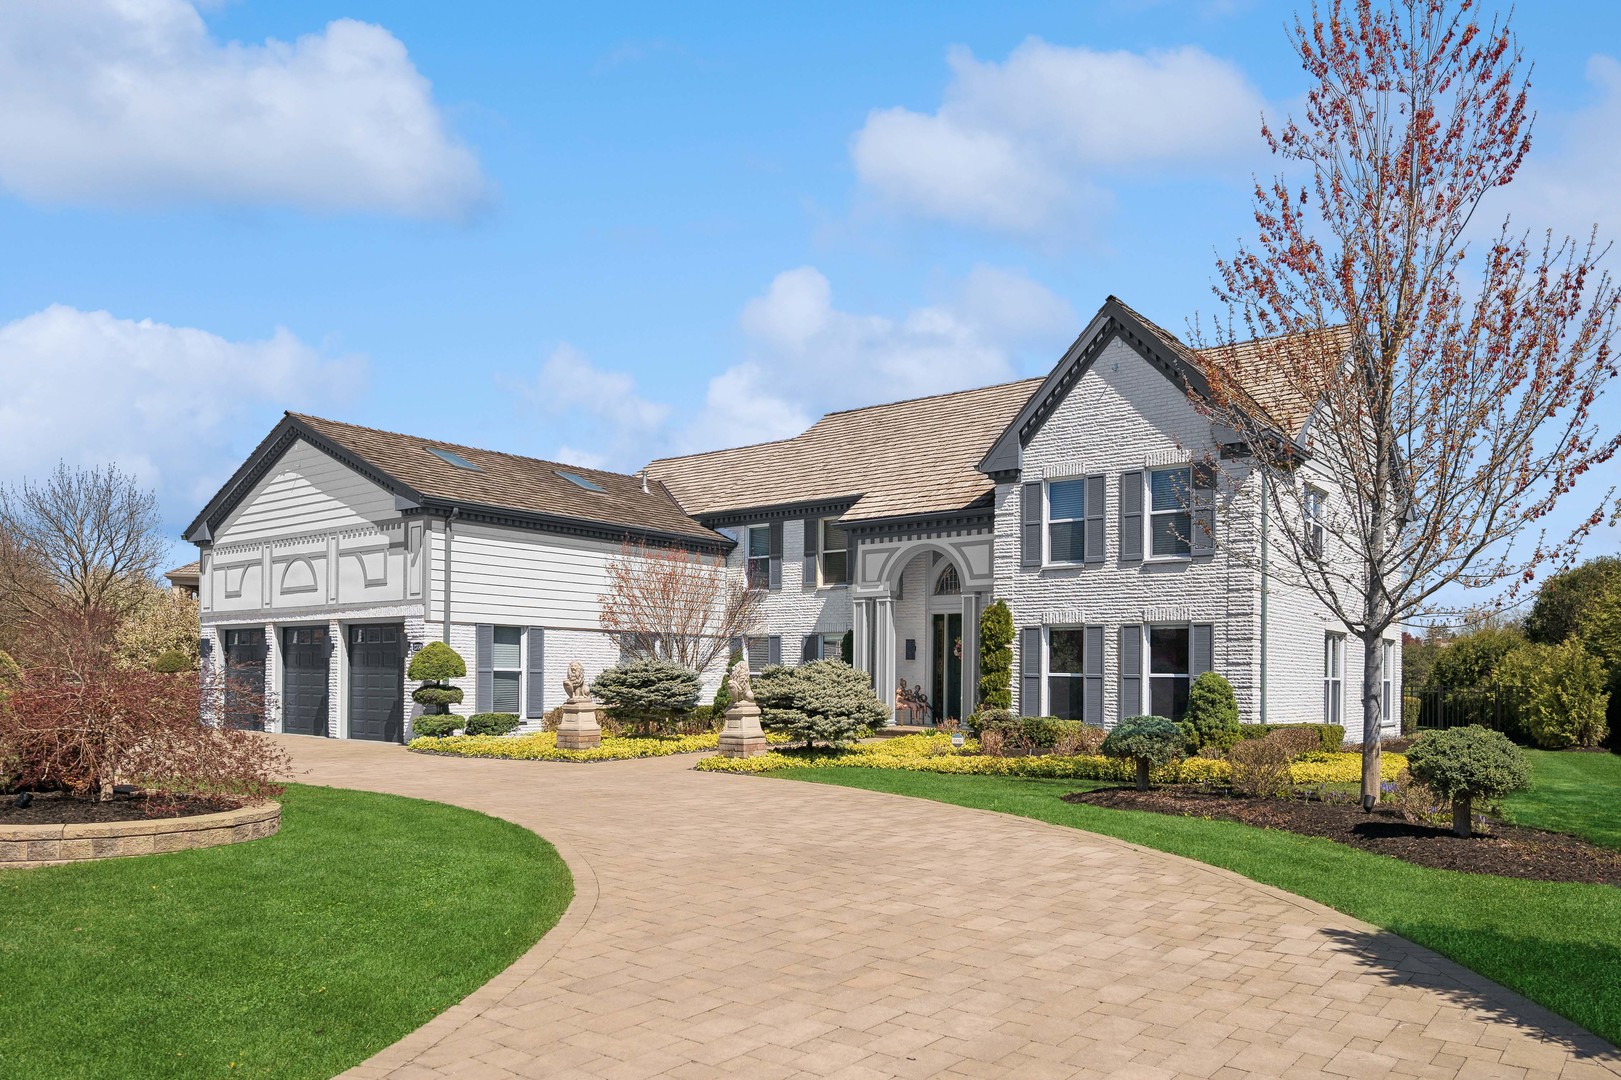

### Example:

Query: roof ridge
xmin=818 ymin=375 xmax=1045 ymax=418
xmin=288 ymin=412 xmax=644 ymax=483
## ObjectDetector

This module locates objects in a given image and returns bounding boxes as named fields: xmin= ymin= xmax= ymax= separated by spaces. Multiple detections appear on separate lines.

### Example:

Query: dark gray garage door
xmin=282 ymin=626 xmax=331 ymax=736
xmin=348 ymin=624 xmax=404 ymax=742
xmin=223 ymin=628 xmax=267 ymax=731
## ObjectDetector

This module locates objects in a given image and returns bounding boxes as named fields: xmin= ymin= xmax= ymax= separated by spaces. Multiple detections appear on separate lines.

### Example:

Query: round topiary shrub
xmin=592 ymin=659 xmax=701 ymax=736
xmin=151 ymin=648 xmax=194 ymax=674
xmin=465 ymin=712 xmax=520 ymax=736
xmin=412 ymin=714 xmax=460 ymax=739
xmin=1405 ymin=725 xmax=1532 ymax=837
xmin=408 ymin=642 xmax=467 ymax=715
xmin=1182 ymin=671 xmax=1240 ymax=753
xmin=1101 ymin=715 xmax=1184 ymax=791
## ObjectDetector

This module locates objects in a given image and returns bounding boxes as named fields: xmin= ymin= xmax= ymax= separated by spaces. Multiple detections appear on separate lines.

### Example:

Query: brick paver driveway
xmin=276 ymin=736 xmax=1621 ymax=1080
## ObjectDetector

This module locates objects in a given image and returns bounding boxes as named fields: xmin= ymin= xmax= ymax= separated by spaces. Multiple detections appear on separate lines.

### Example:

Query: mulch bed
xmin=1064 ymin=786 xmax=1621 ymax=886
xmin=0 ymin=792 xmax=235 ymax=827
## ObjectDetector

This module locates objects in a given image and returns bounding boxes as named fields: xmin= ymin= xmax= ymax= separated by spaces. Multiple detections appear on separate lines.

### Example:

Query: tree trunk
xmin=1452 ymin=794 xmax=1473 ymax=838
xmin=1359 ymin=632 xmax=1384 ymax=811
xmin=1135 ymin=758 xmax=1150 ymax=791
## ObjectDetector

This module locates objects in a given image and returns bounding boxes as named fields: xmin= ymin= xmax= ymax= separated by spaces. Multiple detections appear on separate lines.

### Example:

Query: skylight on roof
xmin=556 ymin=469 xmax=605 ymax=492
xmin=426 ymin=446 xmax=481 ymax=470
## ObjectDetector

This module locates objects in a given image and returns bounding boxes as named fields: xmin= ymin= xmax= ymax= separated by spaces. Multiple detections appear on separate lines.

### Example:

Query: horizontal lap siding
xmin=448 ymin=525 xmax=618 ymax=629
xmin=215 ymin=439 xmax=396 ymax=544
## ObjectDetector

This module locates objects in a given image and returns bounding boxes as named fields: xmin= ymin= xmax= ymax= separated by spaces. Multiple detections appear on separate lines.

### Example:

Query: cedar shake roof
xmin=647 ymin=379 xmax=1045 ymax=523
xmin=1111 ymin=296 xmax=1339 ymax=436
xmin=251 ymin=414 xmax=724 ymax=546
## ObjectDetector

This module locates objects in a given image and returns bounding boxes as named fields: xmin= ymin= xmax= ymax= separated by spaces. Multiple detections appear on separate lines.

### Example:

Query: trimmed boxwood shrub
xmin=1235 ymin=722 xmax=1345 ymax=754
xmin=976 ymin=716 xmax=1101 ymax=753
xmin=152 ymin=648 xmax=194 ymax=674
xmin=1181 ymin=671 xmax=1240 ymax=753
xmin=1101 ymin=715 xmax=1184 ymax=791
xmin=408 ymin=642 xmax=467 ymax=715
xmin=465 ymin=712 xmax=521 ymax=737
xmin=1406 ymin=725 xmax=1532 ymax=837
xmin=411 ymin=714 xmax=460 ymax=738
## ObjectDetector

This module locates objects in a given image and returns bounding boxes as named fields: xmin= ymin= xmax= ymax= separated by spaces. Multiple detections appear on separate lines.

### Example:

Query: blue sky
xmin=1 ymin=0 xmax=1618 ymax=588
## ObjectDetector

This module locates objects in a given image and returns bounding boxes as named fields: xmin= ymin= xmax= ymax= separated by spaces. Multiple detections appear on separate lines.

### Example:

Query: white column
xmin=961 ymin=591 xmax=980 ymax=717
xmin=876 ymin=596 xmax=897 ymax=724
xmin=852 ymin=598 xmax=872 ymax=682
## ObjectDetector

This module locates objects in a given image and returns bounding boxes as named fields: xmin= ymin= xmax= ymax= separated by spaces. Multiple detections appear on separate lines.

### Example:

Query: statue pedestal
xmin=718 ymin=702 xmax=767 ymax=758
xmin=555 ymin=699 xmax=602 ymax=750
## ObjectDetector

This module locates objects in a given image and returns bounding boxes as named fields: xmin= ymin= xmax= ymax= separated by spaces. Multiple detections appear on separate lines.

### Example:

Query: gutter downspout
xmin=1259 ymin=473 xmax=1269 ymax=725
xmin=442 ymin=508 xmax=460 ymax=644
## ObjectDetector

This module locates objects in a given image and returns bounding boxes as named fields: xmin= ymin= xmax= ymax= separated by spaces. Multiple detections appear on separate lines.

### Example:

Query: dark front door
xmin=347 ymin=624 xmax=404 ymax=742
xmin=930 ymin=613 xmax=963 ymax=723
xmin=282 ymin=626 xmax=331 ymax=736
xmin=223 ymin=628 xmax=267 ymax=730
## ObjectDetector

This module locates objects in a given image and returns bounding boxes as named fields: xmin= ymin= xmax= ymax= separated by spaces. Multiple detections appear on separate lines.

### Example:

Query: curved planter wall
xmin=0 ymin=801 xmax=281 ymax=869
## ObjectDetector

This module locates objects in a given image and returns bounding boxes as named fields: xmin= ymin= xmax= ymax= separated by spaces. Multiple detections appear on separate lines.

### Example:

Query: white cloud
xmin=518 ymin=343 xmax=671 ymax=472
xmin=0 ymin=0 xmax=486 ymax=218
xmin=1502 ymin=55 xmax=1621 ymax=244
xmin=0 ymin=304 xmax=366 ymax=525
xmin=851 ymin=38 xmax=1268 ymax=234
xmin=673 ymin=265 xmax=1075 ymax=451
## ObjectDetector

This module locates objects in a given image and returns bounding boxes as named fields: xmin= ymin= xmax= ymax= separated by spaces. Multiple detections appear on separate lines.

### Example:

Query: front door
xmin=347 ymin=624 xmax=404 ymax=742
xmin=930 ymin=613 xmax=963 ymax=723
xmin=282 ymin=626 xmax=331 ymax=736
xmin=222 ymin=628 xmax=266 ymax=730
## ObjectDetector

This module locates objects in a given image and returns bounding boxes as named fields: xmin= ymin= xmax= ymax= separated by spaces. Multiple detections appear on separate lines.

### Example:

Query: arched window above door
xmin=934 ymin=564 xmax=961 ymax=596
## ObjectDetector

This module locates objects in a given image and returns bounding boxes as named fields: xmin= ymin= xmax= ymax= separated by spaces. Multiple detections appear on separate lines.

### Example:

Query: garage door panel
xmin=223 ymin=628 xmax=267 ymax=731
xmin=348 ymin=624 xmax=403 ymax=742
xmin=282 ymin=626 xmax=331 ymax=737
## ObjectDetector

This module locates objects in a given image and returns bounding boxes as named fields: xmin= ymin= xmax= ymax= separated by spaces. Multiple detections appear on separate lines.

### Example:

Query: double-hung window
xmin=1046 ymin=479 xmax=1086 ymax=564
xmin=744 ymin=636 xmax=772 ymax=675
xmin=819 ymin=519 xmax=849 ymax=586
xmin=1047 ymin=628 xmax=1088 ymax=721
xmin=1148 ymin=626 xmax=1191 ymax=720
xmin=1324 ymin=633 xmax=1345 ymax=727
xmin=1304 ymin=487 xmax=1326 ymax=558
xmin=1149 ymin=467 xmax=1193 ymax=558
xmin=745 ymin=526 xmax=771 ymax=590
xmin=492 ymin=627 xmax=523 ymax=714
xmin=1381 ymin=638 xmax=1394 ymax=726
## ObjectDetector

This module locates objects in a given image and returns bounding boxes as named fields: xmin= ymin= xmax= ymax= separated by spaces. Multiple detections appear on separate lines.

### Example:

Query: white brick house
xmin=187 ymin=295 xmax=1396 ymax=742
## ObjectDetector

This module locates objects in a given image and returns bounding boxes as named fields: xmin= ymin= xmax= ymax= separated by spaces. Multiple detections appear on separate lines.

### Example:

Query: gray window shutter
xmin=801 ymin=634 xmax=819 ymax=664
xmin=1118 ymin=625 xmax=1142 ymax=721
xmin=1119 ymin=471 xmax=1144 ymax=562
xmin=525 ymin=627 xmax=545 ymax=718
xmin=1191 ymin=623 xmax=1214 ymax=677
xmin=1192 ymin=462 xmax=1217 ymax=556
xmin=767 ymin=635 xmax=782 ymax=666
xmin=768 ymin=521 xmax=784 ymax=591
xmin=1020 ymin=626 xmax=1042 ymax=717
xmin=1021 ymin=482 xmax=1043 ymax=568
xmin=475 ymin=624 xmax=494 ymax=713
xmin=1084 ymin=474 xmax=1106 ymax=563
xmin=1084 ymin=625 xmax=1105 ymax=724
xmin=802 ymin=518 xmax=819 ymax=590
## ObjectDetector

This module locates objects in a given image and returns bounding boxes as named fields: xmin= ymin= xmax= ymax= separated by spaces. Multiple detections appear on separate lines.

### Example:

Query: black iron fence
xmin=1410 ymin=684 xmax=1527 ymax=740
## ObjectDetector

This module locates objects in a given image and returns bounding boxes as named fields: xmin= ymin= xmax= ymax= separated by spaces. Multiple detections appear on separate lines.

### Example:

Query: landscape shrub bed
xmin=694 ymin=732 xmax=1405 ymax=783
xmin=410 ymin=730 xmax=791 ymax=762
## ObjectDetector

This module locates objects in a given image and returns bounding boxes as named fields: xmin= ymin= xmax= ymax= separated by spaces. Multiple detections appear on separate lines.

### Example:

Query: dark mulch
xmin=1065 ymin=786 xmax=1621 ymax=886
xmin=0 ymin=792 xmax=235 ymax=826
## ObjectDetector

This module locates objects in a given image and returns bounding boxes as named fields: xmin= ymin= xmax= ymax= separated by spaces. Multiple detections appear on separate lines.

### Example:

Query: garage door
xmin=282 ymin=626 xmax=331 ymax=736
xmin=223 ymin=628 xmax=267 ymax=731
xmin=348 ymin=624 xmax=404 ymax=742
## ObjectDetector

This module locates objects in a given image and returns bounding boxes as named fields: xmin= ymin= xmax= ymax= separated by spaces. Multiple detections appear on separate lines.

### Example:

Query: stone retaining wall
xmin=0 ymin=801 xmax=281 ymax=869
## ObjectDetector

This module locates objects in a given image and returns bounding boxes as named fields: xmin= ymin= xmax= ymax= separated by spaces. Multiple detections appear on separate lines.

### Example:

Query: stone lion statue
xmin=726 ymin=662 xmax=755 ymax=705
xmin=562 ymin=661 xmax=587 ymax=703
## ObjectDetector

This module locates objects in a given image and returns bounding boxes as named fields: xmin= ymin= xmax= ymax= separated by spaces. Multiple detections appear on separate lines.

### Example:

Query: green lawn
xmin=1501 ymin=750 xmax=1621 ymax=850
xmin=0 ymin=784 xmax=572 ymax=1080
xmin=776 ymin=766 xmax=1621 ymax=1048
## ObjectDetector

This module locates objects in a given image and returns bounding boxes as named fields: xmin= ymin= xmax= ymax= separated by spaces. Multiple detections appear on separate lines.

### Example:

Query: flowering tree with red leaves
xmin=1195 ymin=0 xmax=1621 ymax=806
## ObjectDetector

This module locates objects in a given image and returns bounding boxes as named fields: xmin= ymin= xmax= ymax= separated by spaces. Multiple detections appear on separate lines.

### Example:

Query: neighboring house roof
xmin=186 ymin=413 xmax=726 ymax=550
xmin=165 ymin=561 xmax=200 ymax=590
xmin=647 ymin=378 xmax=1045 ymax=524
xmin=979 ymin=296 xmax=1332 ymax=476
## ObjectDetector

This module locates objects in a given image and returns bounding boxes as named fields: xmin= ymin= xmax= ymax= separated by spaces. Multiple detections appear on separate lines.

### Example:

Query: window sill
xmin=816 ymin=583 xmax=850 ymax=592
xmin=1040 ymin=561 xmax=1089 ymax=572
xmin=1142 ymin=555 xmax=1194 ymax=565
